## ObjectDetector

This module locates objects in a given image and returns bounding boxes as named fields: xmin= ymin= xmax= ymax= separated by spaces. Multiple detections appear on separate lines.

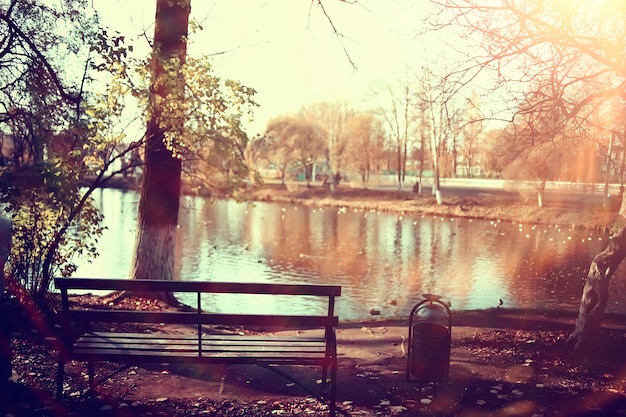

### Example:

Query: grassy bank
xmin=247 ymin=182 xmax=619 ymax=231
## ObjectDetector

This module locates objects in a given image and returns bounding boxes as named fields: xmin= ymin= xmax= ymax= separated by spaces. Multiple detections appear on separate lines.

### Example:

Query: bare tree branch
xmin=315 ymin=0 xmax=357 ymax=70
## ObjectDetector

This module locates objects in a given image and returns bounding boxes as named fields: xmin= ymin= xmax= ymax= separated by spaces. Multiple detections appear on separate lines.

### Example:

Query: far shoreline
xmin=246 ymin=182 xmax=619 ymax=232
xmin=88 ymin=176 xmax=619 ymax=231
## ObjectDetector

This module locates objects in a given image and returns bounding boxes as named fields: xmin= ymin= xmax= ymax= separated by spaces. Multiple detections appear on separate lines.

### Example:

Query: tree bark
xmin=130 ymin=0 xmax=190 ymax=302
xmin=568 ymin=224 xmax=626 ymax=354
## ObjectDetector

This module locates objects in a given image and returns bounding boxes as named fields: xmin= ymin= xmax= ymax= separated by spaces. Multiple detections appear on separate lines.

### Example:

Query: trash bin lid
xmin=414 ymin=301 xmax=449 ymax=321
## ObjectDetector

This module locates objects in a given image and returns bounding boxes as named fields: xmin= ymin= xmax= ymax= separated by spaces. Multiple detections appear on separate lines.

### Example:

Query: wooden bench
xmin=54 ymin=278 xmax=341 ymax=415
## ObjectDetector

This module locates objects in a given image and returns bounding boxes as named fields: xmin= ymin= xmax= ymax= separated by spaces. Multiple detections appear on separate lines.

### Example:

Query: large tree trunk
xmin=568 ymin=223 xmax=626 ymax=354
xmin=130 ymin=0 xmax=190 ymax=302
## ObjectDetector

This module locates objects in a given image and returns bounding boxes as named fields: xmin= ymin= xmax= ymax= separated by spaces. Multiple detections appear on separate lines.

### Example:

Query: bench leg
xmin=329 ymin=355 xmax=337 ymax=417
xmin=56 ymin=358 xmax=65 ymax=400
xmin=88 ymin=361 xmax=95 ymax=393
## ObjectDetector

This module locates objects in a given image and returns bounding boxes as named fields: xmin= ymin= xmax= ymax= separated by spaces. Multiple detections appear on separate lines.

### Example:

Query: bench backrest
xmin=54 ymin=277 xmax=341 ymax=329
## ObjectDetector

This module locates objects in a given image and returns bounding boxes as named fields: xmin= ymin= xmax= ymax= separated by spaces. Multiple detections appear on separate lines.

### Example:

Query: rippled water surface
xmin=75 ymin=188 xmax=625 ymax=321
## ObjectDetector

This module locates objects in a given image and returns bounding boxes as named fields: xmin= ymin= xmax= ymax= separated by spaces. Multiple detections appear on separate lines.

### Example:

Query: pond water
xmin=74 ymin=188 xmax=626 ymax=321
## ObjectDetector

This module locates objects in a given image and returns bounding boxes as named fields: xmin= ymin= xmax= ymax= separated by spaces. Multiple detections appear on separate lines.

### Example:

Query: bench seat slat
xmin=73 ymin=348 xmax=327 ymax=357
xmin=75 ymin=333 xmax=325 ymax=348
xmin=72 ymin=334 xmax=329 ymax=363
xmin=79 ymin=339 xmax=326 ymax=349
xmin=87 ymin=333 xmax=326 ymax=343
xmin=65 ymin=310 xmax=338 ymax=328
xmin=74 ymin=347 xmax=327 ymax=355
xmin=70 ymin=352 xmax=329 ymax=365
xmin=74 ymin=348 xmax=326 ymax=356
xmin=78 ymin=333 xmax=325 ymax=344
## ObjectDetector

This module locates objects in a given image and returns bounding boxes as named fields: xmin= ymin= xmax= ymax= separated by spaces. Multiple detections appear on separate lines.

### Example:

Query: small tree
xmin=263 ymin=116 xmax=327 ymax=186
xmin=377 ymin=78 xmax=416 ymax=191
xmin=415 ymin=66 xmax=464 ymax=205
xmin=503 ymin=141 xmax=565 ymax=207
xmin=0 ymin=0 xmax=138 ymax=297
xmin=342 ymin=112 xmax=385 ymax=188
xmin=169 ymin=57 xmax=259 ymax=198
xmin=299 ymin=101 xmax=353 ymax=191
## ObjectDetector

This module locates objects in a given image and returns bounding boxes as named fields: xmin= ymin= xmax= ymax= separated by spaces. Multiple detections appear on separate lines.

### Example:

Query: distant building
xmin=455 ymin=153 xmax=484 ymax=178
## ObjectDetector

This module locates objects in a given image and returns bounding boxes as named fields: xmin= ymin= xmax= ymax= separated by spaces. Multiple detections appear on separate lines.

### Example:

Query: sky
xmin=93 ymin=0 xmax=443 ymax=135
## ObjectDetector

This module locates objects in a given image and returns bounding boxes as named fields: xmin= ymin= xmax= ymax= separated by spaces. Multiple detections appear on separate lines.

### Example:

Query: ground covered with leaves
xmin=2 ymin=293 xmax=626 ymax=417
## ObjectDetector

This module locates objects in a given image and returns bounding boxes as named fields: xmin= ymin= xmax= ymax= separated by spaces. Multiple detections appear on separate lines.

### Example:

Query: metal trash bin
xmin=407 ymin=294 xmax=451 ymax=382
